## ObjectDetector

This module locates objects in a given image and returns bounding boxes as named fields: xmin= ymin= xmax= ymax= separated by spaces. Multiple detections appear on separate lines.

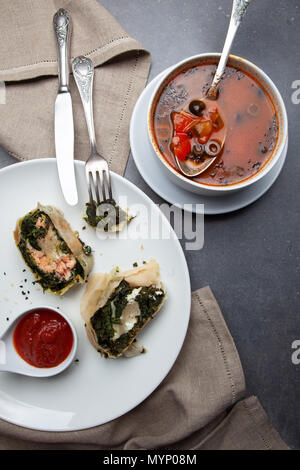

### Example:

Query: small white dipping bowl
xmin=148 ymin=53 xmax=288 ymax=196
xmin=0 ymin=306 xmax=77 ymax=378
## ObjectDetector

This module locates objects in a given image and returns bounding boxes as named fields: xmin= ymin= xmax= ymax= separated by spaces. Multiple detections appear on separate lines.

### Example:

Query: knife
xmin=53 ymin=9 xmax=78 ymax=206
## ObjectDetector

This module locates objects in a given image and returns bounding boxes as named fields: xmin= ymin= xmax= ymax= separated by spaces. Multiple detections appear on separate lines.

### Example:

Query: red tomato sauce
xmin=13 ymin=309 xmax=73 ymax=368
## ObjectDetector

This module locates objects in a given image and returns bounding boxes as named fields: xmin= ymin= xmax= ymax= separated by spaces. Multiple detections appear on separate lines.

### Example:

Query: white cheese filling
xmin=126 ymin=287 xmax=142 ymax=302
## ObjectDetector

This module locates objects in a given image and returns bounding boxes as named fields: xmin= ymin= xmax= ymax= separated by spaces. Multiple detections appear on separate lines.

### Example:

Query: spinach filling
xmin=20 ymin=210 xmax=50 ymax=250
xmin=18 ymin=210 xmax=87 ymax=292
xmin=90 ymin=280 xmax=165 ymax=356
xmin=84 ymin=199 xmax=133 ymax=231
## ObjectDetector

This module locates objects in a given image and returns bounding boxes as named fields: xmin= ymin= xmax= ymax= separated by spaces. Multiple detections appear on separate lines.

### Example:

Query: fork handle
xmin=72 ymin=56 xmax=97 ymax=152
xmin=53 ymin=9 xmax=71 ymax=93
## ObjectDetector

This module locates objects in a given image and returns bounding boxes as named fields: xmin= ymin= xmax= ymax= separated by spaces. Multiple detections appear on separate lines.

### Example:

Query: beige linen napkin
xmin=0 ymin=0 xmax=151 ymax=175
xmin=0 ymin=287 xmax=288 ymax=450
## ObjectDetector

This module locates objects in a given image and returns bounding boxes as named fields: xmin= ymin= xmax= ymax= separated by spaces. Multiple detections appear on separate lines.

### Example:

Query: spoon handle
xmin=207 ymin=0 xmax=252 ymax=99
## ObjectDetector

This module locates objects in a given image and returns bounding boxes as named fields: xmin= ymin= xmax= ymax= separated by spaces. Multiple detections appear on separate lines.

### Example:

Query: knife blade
xmin=53 ymin=9 xmax=78 ymax=206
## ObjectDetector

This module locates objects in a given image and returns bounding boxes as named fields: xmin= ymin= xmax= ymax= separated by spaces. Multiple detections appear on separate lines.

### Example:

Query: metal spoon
xmin=176 ymin=0 xmax=252 ymax=178
xmin=207 ymin=0 xmax=252 ymax=100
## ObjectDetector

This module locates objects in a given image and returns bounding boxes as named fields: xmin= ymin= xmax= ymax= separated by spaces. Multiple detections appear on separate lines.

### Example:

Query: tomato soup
xmin=13 ymin=308 xmax=73 ymax=368
xmin=152 ymin=63 xmax=278 ymax=186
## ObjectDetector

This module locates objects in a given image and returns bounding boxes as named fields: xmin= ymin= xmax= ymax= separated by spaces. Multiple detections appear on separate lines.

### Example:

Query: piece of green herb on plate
xmin=84 ymin=199 xmax=134 ymax=232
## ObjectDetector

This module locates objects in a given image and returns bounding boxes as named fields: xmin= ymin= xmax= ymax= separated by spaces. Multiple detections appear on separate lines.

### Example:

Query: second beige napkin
xmin=0 ymin=0 xmax=151 ymax=175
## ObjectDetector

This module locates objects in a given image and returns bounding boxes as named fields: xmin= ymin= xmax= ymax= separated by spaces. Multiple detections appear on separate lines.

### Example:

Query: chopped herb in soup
xmin=153 ymin=63 xmax=278 ymax=186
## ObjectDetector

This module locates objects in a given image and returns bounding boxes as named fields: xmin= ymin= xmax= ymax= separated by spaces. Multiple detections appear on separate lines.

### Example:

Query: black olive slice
xmin=189 ymin=100 xmax=206 ymax=117
xmin=192 ymin=143 xmax=205 ymax=156
xmin=205 ymin=140 xmax=222 ymax=157
xmin=191 ymin=144 xmax=205 ymax=162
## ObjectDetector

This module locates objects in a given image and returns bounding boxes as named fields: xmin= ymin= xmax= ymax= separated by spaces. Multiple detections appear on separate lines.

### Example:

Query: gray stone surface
xmin=0 ymin=0 xmax=299 ymax=449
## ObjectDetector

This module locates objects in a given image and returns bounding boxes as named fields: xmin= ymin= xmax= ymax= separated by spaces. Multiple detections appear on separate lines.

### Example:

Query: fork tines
xmin=86 ymin=167 xmax=112 ymax=207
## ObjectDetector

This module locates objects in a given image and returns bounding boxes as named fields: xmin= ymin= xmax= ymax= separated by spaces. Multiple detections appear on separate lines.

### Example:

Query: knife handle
xmin=72 ymin=56 xmax=96 ymax=151
xmin=53 ymin=9 xmax=71 ymax=93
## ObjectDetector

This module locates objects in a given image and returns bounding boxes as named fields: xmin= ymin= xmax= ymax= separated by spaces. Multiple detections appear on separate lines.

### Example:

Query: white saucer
xmin=130 ymin=70 xmax=288 ymax=215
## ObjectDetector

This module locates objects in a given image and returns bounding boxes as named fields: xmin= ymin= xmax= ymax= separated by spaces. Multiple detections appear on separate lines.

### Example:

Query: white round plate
xmin=0 ymin=159 xmax=191 ymax=431
xmin=130 ymin=70 xmax=288 ymax=215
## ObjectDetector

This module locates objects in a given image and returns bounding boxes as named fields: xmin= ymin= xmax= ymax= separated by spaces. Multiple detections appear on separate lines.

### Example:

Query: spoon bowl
xmin=0 ymin=306 xmax=77 ymax=377
xmin=175 ymin=119 xmax=227 ymax=178
xmin=175 ymin=138 xmax=226 ymax=178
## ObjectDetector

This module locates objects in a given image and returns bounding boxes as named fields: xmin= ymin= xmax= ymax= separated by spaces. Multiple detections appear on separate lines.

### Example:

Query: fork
xmin=72 ymin=56 xmax=112 ymax=207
